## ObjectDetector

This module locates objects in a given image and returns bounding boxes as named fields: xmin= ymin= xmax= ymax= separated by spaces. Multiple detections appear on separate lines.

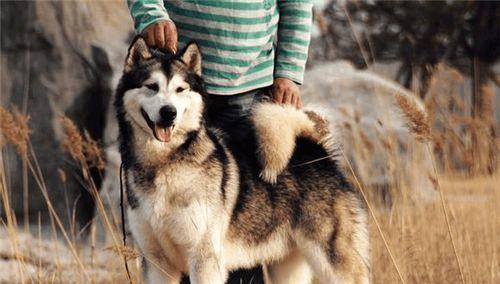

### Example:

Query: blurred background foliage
xmin=312 ymin=0 xmax=499 ymax=175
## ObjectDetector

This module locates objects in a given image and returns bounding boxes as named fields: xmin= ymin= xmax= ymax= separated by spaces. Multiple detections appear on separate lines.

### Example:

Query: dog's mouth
xmin=140 ymin=108 xmax=175 ymax=143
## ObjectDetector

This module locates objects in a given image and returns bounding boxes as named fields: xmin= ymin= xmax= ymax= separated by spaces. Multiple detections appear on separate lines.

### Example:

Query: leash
xmin=119 ymin=162 xmax=133 ymax=283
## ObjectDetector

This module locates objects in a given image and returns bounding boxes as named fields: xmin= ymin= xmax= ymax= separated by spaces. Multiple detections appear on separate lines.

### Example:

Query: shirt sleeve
xmin=127 ymin=0 xmax=171 ymax=33
xmin=275 ymin=0 xmax=313 ymax=85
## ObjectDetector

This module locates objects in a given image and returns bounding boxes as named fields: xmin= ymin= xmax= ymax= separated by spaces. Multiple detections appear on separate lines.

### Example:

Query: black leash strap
xmin=120 ymin=162 xmax=133 ymax=283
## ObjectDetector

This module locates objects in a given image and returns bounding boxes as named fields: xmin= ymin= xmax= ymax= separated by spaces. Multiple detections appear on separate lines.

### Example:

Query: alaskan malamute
xmin=115 ymin=36 xmax=369 ymax=284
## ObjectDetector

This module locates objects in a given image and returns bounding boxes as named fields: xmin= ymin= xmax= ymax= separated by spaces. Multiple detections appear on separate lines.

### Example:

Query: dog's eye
xmin=145 ymin=83 xmax=159 ymax=92
xmin=176 ymin=87 xmax=187 ymax=93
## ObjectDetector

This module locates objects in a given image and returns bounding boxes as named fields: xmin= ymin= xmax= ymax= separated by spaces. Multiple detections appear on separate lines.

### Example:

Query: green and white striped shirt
xmin=128 ymin=0 xmax=312 ymax=95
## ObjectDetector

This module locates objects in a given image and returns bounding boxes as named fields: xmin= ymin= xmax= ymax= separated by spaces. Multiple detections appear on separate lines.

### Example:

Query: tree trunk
xmin=469 ymin=58 xmax=497 ymax=174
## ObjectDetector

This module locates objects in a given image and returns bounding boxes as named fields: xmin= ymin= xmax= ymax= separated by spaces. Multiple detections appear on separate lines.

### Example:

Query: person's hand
xmin=272 ymin=77 xmax=302 ymax=108
xmin=142 ymin=20 xmax=178 ymax=54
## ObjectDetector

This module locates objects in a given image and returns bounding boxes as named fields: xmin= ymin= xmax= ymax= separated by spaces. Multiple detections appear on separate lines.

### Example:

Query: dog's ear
xmin=124 ymin=36 xmax=152 ymax=73
xmin=180 ymin=42 xmax=202 ymax=76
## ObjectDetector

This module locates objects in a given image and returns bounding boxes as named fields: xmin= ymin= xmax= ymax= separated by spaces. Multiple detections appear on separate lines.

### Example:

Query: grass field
xmin=371 ymin=173 xmax=499 ymax=284
xmin=1 ymin=168 xmax=498 ymax=283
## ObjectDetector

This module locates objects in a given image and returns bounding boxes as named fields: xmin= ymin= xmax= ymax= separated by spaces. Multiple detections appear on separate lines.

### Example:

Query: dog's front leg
xmin=187 ymin=241 xmax=227 ymax=284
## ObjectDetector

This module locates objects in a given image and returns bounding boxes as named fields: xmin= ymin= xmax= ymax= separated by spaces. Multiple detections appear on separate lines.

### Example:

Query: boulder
xmin=301 ymin=62 xmax=437 ymax=203
xmin=0 ymin=1 xmax=132 ymax=227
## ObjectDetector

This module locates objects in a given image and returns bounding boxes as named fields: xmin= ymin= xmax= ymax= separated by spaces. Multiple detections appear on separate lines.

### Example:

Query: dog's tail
xmin=251 ymin=103 xmax=334 ymax=184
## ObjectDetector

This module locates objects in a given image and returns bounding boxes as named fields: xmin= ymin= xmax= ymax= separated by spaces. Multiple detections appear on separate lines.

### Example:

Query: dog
xmin=114 ymin=36 xmax=369 ymax=284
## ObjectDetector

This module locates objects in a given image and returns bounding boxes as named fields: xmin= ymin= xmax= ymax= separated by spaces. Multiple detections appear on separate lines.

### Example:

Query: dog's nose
xmin=158 ymin=105 xmax=177 ymax=125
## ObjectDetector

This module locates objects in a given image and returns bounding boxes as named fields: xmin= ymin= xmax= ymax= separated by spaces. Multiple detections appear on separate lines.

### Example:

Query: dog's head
xmin=116 ymin=36 xmax=205 ymax=143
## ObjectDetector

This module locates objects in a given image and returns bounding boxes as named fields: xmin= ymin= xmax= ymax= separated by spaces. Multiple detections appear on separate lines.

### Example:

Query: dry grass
xmin=0 ymin=107 xmax=30 ymax=159
xmin=395 ymin=94 xmax=431 ymax=142
xmin=371 ymin=173 xmax=499 ymax=284
xmin=0 ymin=63 xmax=499 ymax=283
xmin=1 ymin=111 xmax=138 ymax=283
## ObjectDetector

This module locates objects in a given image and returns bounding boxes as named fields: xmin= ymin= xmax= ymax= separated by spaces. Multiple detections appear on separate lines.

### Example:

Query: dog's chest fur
xmin=134 ymin=166 xmax=213 ymax=241
xmin=127 ymin=157 xmax=223 ymax=270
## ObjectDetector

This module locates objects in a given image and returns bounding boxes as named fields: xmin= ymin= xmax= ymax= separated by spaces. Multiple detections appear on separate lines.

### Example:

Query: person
xmin=127 ymin=1 xmax=312 ymax=283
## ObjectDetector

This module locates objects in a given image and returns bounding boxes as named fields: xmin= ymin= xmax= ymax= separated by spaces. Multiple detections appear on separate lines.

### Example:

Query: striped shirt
xmin=128 ymin=0 xmax=312 ymax=95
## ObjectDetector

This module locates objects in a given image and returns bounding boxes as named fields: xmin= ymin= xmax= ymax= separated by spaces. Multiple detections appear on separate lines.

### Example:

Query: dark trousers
xmin=181 ymin=88 xmax=269 ymax=284
xmin=207 ymin=88 xmax=271 ymax=132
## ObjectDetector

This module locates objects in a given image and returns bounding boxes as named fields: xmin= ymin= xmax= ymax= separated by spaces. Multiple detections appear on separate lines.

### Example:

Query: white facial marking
xmin=123 ymin=70 xmax=204 ymax=141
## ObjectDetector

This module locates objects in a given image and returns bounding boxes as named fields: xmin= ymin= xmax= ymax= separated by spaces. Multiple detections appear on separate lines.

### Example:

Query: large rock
xmin=301 ymin=62 xmax=436 ymax=203
xmin=0 ymin=1 xmax=132 ymax=227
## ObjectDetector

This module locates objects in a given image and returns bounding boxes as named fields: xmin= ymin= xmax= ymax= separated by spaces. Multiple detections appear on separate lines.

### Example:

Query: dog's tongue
xmin=154 ymin=125 xmax=173 ymax=142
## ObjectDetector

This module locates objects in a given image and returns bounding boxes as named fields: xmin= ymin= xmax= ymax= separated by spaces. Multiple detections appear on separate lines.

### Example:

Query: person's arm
xmin=275 ymin=0 xmax=313 ymax=84
xmin=272 ymin=0 xmax=313 ymax=108
xmin=127 ymin=0 xmax=177 ymax=53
